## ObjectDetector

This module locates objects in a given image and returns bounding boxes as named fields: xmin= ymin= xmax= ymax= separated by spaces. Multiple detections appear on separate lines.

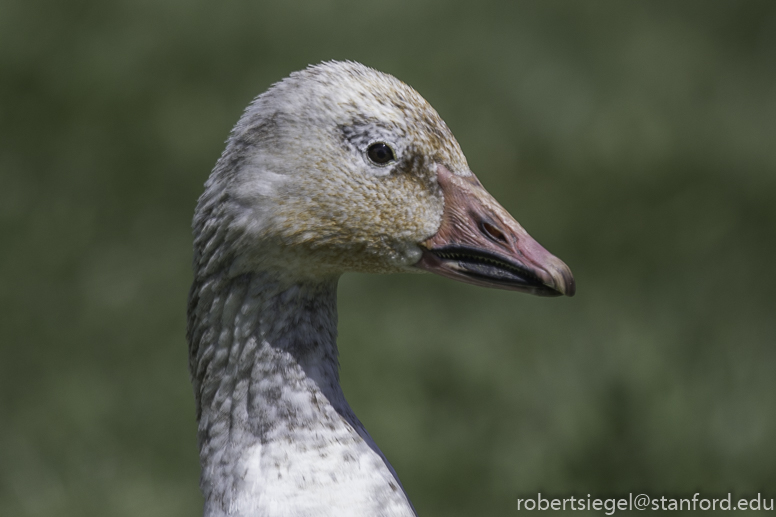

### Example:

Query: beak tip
xmin=563 ymin=275 xmax=576 ymax=297
xmin=548 ymin=266 xmax=575 ymax=297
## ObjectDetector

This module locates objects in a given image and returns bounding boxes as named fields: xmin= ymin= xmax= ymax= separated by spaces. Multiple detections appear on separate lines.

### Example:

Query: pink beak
xmin=415 ymin=165 xmax=575 ymax=297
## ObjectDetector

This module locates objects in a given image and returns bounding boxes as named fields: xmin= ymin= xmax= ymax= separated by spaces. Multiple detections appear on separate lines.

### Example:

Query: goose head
xmin=196 ymin=61 xmax=574 ymax=296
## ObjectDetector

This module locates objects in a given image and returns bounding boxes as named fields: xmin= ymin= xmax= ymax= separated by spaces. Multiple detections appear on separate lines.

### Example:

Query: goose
xmin=187 ymin=61 xmax=575 ymax=517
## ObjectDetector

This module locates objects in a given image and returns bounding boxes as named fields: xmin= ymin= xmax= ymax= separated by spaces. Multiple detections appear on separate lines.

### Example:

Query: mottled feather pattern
xmin=187 ymin=61 xmax=481 ymax=516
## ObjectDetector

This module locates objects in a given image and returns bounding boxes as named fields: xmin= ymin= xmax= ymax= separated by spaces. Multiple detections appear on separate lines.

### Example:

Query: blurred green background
xmin=1 ymin=0 xmax=775 ymax=515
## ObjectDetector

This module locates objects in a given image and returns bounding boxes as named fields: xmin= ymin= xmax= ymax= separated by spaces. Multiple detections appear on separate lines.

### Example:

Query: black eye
xmin=367 ymin=142 xmax=395 ymax=165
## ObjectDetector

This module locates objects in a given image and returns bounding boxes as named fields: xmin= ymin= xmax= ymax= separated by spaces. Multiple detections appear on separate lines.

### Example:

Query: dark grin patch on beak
xmin=425 ymin=245 xmax=565 ymax=296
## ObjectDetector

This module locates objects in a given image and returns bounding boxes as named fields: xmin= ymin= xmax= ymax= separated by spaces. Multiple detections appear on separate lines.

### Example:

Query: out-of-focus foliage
xmin=1 ymin=1 xmax=774 ymax=515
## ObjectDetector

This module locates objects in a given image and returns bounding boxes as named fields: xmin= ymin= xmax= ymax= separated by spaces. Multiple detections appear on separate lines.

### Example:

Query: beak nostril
xmin=480 ymin=220 xmax=509 ymax=245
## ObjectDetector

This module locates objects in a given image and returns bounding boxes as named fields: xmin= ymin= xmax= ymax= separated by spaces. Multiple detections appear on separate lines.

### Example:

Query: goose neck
xmin=189 ymin=273 xmax=345 ymax=506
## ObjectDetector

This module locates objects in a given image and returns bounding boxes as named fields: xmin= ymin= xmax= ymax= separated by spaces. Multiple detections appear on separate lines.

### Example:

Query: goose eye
xmin=367 ymin=142 xmax=395 ymax=165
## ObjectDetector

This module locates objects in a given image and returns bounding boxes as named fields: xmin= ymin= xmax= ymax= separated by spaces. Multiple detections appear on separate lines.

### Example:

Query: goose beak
xmin=415 ymin=165 xmax=575 ymax=297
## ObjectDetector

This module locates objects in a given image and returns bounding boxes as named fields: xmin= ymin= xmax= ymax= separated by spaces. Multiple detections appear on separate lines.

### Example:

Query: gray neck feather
xmin=187 ymin=234 xmax=413 ymax=516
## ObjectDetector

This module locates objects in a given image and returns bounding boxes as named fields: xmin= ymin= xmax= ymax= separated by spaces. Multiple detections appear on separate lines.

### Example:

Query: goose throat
xmin=188 ymin=271 xmax=413 ymax=516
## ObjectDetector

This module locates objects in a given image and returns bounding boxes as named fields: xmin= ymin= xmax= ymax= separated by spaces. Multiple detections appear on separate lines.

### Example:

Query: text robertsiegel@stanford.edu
xmin=516 ymin=493 xmax=773 ymax=513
